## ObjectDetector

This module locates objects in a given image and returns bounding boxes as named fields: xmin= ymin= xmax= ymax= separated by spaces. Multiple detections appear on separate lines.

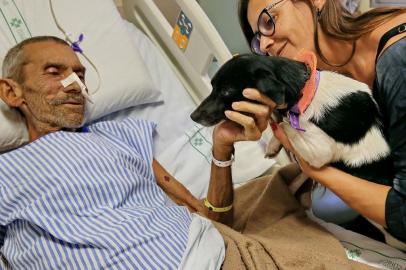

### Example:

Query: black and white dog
xmin=190 ymin=54 xmax=393 ymax=184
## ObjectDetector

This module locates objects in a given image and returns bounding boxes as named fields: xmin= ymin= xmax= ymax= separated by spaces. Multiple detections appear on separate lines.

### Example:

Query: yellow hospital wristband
xmin=204 ymin=198 xmax=233 ymax=213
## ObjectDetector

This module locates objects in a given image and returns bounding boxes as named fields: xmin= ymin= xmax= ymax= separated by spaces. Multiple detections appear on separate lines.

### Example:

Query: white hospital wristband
xmin=212 ymin=153 xmax=234 ymax=167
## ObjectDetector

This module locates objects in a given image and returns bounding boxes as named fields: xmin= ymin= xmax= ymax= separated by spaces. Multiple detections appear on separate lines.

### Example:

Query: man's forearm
xmin=205 ymin=144 xmax=234 ymax=225
xmin=152 ymin=159 xmax=196 ymax=207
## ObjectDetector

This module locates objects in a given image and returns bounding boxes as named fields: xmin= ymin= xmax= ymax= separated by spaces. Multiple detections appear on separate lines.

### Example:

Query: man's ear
xmin=0 ymin=78 xmax=24 ymax=108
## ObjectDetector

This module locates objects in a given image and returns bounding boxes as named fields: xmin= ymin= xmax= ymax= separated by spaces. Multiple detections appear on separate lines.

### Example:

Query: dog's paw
xmin=306 ymin=157 xmax=328 ymax=169
xmin=265 ymin=139 xmax=282 ymax=158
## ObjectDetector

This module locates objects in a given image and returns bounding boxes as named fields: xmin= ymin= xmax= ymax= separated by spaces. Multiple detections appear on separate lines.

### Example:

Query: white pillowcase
xmin=0 ymin=0 xmax=162 ymax=152
xmin=0 ymin=102 xmax=28 ymax=152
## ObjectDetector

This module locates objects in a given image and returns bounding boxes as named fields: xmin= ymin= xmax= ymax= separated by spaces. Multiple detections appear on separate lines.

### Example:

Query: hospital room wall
xmin=196 ymin=0 xmax=373 ymax=55
xmin=197 ymin=0 xmax=251 ymax=55
xmin=114 ymin=0 xmax=398 ymax=55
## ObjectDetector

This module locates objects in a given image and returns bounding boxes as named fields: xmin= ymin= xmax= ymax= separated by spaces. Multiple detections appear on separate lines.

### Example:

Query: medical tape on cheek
xmin=60 ymin=72 xmax=93 ymax=103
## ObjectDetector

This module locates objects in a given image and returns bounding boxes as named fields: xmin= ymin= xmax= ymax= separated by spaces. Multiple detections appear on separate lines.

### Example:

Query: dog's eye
xmin=221 ymin=90 xmax=233 ymax=98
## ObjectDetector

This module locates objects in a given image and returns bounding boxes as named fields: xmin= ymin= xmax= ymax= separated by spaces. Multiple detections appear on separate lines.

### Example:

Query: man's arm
xmin=205 ymin=144 xmax=234 ymax=225
xmin=152 ymin=159 xmax=205 ymax=213
xmin=153 ymin=155 xmax=234 ymax=224
xmin=204 ymin=88 xmax=276 ymax=225
xmin=154 ymin=89 xmax=275 ymax=225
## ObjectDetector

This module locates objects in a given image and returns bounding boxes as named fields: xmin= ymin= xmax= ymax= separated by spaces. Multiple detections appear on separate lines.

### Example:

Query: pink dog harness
xmin=288 ymin=51 xmax=320 ymax=131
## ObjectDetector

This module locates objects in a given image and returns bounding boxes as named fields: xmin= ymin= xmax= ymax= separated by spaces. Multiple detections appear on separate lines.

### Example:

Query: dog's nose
xmin=190 ymin=110 xmax=201 ymax=122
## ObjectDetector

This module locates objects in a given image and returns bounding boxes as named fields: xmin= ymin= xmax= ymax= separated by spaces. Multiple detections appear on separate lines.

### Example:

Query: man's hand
xmin=213 ymin=88 xmax=276 ymax=149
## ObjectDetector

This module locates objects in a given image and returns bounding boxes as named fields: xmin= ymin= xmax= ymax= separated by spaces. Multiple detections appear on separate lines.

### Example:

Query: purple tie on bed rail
xmin=71 ymin=33 xmax=84 ymax=53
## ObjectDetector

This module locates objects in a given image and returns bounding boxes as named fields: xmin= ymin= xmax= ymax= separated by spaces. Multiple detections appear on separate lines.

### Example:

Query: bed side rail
xmin=122 ymin=0 xmax=232 ymax=104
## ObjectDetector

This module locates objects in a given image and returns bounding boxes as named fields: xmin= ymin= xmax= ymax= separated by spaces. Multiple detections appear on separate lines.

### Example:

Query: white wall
xmin=197 ymin=0 xmax=250 ymax=54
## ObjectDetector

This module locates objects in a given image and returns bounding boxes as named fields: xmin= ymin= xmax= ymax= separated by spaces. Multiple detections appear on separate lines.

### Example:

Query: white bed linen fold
xmin=178 ymin=214 xmax=225 ymax=270
xmin=308 ymin=211 xmax=406 ymax=270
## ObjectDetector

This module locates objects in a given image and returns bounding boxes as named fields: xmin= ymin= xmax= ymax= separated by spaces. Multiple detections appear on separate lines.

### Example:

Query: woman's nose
xmin=260 ymin=35 xmax=275 ymax=55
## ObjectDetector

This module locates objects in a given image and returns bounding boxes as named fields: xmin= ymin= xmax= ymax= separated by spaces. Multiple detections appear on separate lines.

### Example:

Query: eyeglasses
xmin=250 ymin=0 xmax=287 ymax=56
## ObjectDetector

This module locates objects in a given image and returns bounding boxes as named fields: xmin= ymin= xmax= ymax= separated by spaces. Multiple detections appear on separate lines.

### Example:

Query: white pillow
xmin=0 ymin=0 xmax=162 ymax=151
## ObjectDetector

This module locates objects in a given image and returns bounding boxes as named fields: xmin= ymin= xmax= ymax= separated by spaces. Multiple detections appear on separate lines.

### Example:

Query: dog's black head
xmin=190 ymin=54 xmax=310 ymax=126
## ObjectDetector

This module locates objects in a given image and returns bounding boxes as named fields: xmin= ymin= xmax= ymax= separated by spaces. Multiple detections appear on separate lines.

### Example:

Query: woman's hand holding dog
xmin=270 ymin=122 xmax=317 ymax=176
xmin=270 ymin=121 xmax=391 ymax=227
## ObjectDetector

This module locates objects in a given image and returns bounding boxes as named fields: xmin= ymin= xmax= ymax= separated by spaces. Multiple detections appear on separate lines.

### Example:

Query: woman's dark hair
xmin=238 ymin=0 xmax=404 ymax=66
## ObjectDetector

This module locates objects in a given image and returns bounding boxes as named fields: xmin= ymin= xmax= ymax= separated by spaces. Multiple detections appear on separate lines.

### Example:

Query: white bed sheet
xmin=308 ymin=212 xmax=406 ymax=270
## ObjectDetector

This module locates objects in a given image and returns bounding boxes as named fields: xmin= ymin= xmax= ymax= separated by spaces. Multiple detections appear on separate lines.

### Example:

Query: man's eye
xmin=45 ymin=68 xmax=59 ymax=75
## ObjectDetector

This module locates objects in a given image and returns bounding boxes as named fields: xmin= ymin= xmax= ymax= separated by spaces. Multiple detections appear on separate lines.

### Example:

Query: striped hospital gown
xmin=0 ymin=118 xmax=192 ymax=269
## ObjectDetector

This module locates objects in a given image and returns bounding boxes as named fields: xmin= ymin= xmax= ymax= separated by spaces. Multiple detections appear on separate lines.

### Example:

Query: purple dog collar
xmin=288 ymin=104 xmax=306 ymax=131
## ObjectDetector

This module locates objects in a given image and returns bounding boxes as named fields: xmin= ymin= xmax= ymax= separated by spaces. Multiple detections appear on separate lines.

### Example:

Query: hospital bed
xmin=0 ymin=0 xmax=404 ymax=268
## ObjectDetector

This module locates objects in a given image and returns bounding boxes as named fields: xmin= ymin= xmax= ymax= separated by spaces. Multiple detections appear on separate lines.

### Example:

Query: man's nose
xmin=61 ymin=73 xmax=82 ymax=94
xmin=260 ymin=35 xmax=275 ymax=56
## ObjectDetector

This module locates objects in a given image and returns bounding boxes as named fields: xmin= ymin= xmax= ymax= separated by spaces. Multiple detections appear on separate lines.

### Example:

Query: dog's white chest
xmin=267 ymin=71 xmax=390 ymax=168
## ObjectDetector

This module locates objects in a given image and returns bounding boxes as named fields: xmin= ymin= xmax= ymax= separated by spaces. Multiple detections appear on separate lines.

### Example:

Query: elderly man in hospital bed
xmin=0 ymin=35 xmax=383 ymax=270
xmin=0 ymin=35 xmax=275 ymax=269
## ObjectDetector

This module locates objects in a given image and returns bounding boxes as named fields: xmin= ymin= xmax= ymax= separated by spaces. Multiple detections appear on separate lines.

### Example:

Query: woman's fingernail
xmin=232 ymin=102 xmax=238 ymax=109
xmin=271 ymin=122 xmax=278 ymax=131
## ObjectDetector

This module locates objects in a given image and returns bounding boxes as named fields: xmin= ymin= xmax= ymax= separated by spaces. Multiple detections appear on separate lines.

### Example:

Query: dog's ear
xmin=255 ymin=70 xmax=286 ymax=105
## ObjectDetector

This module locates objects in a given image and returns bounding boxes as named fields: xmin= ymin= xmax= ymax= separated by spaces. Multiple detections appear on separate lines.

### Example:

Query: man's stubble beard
xmin=22 ymin=84 xmax=86 ymax=129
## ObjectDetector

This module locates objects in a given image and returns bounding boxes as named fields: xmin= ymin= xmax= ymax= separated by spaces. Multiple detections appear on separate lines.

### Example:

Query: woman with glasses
xmin=235 ymin=0 xmax=406 ymax=248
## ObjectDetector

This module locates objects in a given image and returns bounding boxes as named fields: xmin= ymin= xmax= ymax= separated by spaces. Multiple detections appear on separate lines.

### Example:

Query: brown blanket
xmin=212 ymin=164 xmax=376 ymax=270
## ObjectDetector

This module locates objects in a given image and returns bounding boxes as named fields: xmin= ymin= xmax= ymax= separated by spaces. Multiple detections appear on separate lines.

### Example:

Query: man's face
xmin=20 ymin=41 xmax=86 ymax=129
